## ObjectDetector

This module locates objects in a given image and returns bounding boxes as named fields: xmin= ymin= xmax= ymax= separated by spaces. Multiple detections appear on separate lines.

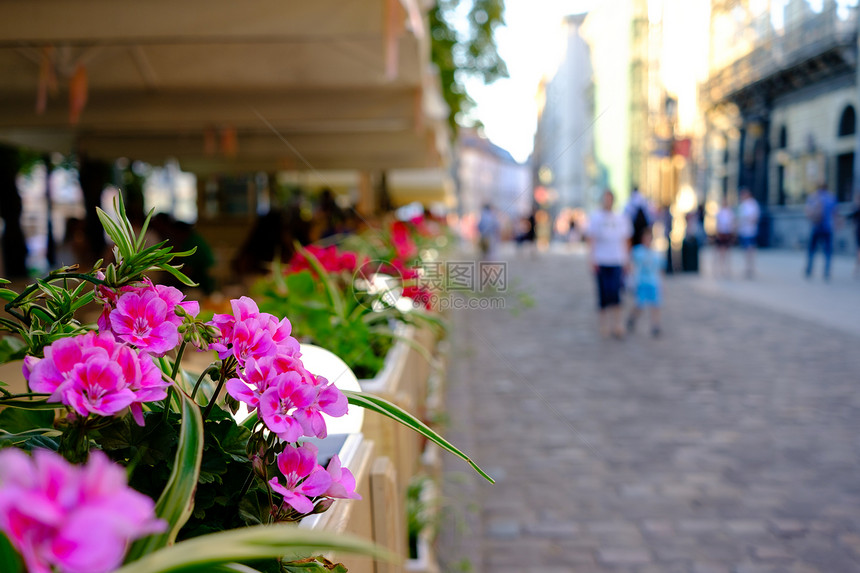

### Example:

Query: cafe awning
xmin=0 ymin=0 xmax=449 ymax=173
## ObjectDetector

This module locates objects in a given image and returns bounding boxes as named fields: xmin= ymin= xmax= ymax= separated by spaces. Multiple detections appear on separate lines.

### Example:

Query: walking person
xmin=714 ymin=198 xmax=736 ymax=278
xmin=624 ymin=185 xmax=652 ymax=247
xmin=851 ymin=195 xmax=860 ymax=278
xmin=626 ymin=227 xmax=663 ymax=338
xmin=514 ymin=210 xmax=537 ymax=257
xmin=477 ymin=203 xmax=500 ymax=260
xmin=587 ymin=190 xmax=632 ymax=339
xmin=737 ymin=187 xmax=760 ymax=279
xmin=804 ymin=182 xmax=838 ymax=281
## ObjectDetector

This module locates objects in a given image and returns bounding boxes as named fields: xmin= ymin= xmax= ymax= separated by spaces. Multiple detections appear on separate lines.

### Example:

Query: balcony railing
xmin=706 ymin=3 xmax=858 ymax=105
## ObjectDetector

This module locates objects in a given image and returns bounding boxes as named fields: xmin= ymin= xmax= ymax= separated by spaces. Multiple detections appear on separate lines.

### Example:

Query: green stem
xmin=160 ymin=387 xmax=174 ymax=423
xmin=201 ymin=377 xmax=226 ymax=420
xmin=201 ymin=355 xmax=235 ymax=419
xmin=237 ymin=469 xmax=256 ymax=504
xmin=0 ymin=392 xmax=50 ymax=402
xmin=170 ymin=342 xmax=187 ymax=381
xmin=190 ymin=366 xmax=219 ymax=400
xmin=125 ymin=443 xmax=150 ymax=479
xmin=4 ymin=273 xmax=107 ymax=326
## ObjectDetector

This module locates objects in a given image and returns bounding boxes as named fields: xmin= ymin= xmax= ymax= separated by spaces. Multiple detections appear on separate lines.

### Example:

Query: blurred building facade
xmin=644 ymin=0 xmax=711 ymax=217
xmin=703 ymin=0 xmax=859 ymax=252
xmin=582 ymin=0 xmax=638 ymax=205
xmin=532 ymin=14 xmax=597 ymax=215
xmin=454 ymin=128 xmax=530 ymax=235
xmin=583 ymin=0 xmax=710 ymax=231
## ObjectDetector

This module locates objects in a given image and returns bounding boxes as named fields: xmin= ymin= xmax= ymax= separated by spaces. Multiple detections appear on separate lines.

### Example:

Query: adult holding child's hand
xmin=587 ymin=189 xmax=633 ymax=339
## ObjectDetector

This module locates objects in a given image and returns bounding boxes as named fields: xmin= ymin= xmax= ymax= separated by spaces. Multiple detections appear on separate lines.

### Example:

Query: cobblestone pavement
xmin=438 ymin=247 xmax=860 ymax=573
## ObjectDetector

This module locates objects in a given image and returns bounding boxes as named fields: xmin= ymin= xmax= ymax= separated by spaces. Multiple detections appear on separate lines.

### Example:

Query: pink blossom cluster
xmin=268 ymin=442 xmax=359 ymax=514
xmin=215 ymin=297 xmax=347 ymax=441
xmin=288 ymin=245 xmax=360 ymax=276
xmin=390 ymin=221 xmax=417 ymax=261
xmin=402 ymin=284 xmax=433 ymax=310
xmin=0 ymin=449 xmax=164 ymax=573
xmin=97 ymin=279 xmax=200 ymax=357
xmin=361 ymin=257 xmax=431 ymax=309
xmin=24 ymin=331 xmax=170 ymax=426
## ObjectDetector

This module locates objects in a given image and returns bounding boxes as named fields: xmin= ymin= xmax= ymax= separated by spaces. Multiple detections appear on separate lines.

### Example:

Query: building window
xmin=838 ymin=105 xmax=856 ymax=137
xmin=778 ymin=125 xmax=787 ymax=148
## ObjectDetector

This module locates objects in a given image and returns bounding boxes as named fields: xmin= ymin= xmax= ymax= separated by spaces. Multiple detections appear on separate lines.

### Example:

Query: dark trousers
xmin=805 ymin=228 xmax=833 ymax=278
xmin=596 ymin=266 xmax=623 ymax=309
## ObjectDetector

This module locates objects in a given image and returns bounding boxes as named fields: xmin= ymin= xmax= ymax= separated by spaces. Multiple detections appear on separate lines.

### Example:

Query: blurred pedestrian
xmin=804 ymin=182 xmax=838 ymax=281
xmin=587 ymin=190 xmax=632 ymax=339
xmin=714 ymin=197 xmax=735 ymax=278
xmin=310 ymin=188 xmax=345 ymax=241
xmin=626 ymin=227 xmax=662 ymax=338
xmin=624 ymin=186 xmax=652 ymax=247
xmin=514 ymin=211 xmax=537 ymax=256
xmin=659 ymin=205 xmax=675 ymax=274
xmin=477 ymin=204 xmax=500 ymax=260
xmin=737 ymin=187 xmax=760 ymax=279
xmin=851 ymin=195 xmax=860 ymax=278
xmin=232 ymin=210 xmax=292 ymax=279
xmin=57 ymin=217 xmax=95 ymax=270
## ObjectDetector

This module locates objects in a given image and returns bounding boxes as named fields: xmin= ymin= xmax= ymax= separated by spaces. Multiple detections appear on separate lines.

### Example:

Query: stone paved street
xmin=438 ymin=247 xmax=860 ymax=573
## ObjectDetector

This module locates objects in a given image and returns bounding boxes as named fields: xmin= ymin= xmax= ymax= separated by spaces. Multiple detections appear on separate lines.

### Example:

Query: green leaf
xmin=135 ymin=209 xmax=156 ymax=252
xmin=0 ymin=533 xmax=23 ymax=573
xmin=286 ymin=271 xmax=316 ymax=298
xmin=197 ymin=566 xmax=262 ymax=573
xmin=0 ymin=289 xmax=19 ymax=303
xmin=97 ymin=206 xmax=133 ymax=261
xmin=124 ymin=391 xmax=204 ymax=562
xmin=293 ymin=243 xmax=345 ymax=318
xmin=344 ymin=390 xmax=494 ymax=483
xmin=157 ymin=263 xmax=196 ymax=287
xmin=283 ymin=556 xmax=349 ymax=572
xmin=114 ymin=525 xmax=390 ymax=573
xmin=0 ymin=407 xmax=54 ymax=433
xmin=0 ymin=337 xmax=26 ymax=362
xmin=0 ymin=399 xmax=67 ymax=411
xmin=0 ymin=428 xmax=61 ymax=450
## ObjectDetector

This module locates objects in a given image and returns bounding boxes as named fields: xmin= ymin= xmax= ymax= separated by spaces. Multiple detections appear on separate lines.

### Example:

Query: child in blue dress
xmin=627 ymin=227 xmax=662 ymax=337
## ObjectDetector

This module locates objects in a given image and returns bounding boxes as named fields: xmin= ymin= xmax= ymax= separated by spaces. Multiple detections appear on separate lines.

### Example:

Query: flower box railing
xmin=0 ymin=201 xmax=489 ymax=573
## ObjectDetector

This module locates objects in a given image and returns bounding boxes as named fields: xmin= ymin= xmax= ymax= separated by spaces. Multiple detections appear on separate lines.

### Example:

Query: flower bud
xmin=311 ymin=498 xmax=334 ymax=514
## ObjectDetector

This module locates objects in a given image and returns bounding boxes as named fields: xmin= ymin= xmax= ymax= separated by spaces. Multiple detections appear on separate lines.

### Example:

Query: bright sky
xmin=465 ymin=0 xmax=600 ymax=163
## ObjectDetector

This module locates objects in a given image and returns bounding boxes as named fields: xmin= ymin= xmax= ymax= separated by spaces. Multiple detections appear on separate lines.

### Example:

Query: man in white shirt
xmin=587 ymin=190 xmax=633 ymax=338
xmin=736 ymin=188 xmax=760 ymax=278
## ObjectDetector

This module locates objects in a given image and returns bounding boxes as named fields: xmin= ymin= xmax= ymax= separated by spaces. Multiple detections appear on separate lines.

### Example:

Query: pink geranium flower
xmin=292 ymin=374 xmax=348 ymax=440
xmin=62 ymin=356 xmax=136 ymax=418
xmin=25 ymin=332 xmax=170 ymax=426
xmin=0 ymin=449 xmax=164 ymax=573
xmin=324 ymin=455 xmax=361 ymax=500
xmin=109 ymin=290 xmax=179 ymax=356
xmin=210 ymin=297 xmax=300 ymax=365
xmin=96 ymin=280 xmax=200 ymax=338
xmin=258 ymin=371 xmax=315 ymax=442
xmin=268 ymin=443 xmax=331 ymax=515
xmin=225 ymin=355 xmax=277 ymax=411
